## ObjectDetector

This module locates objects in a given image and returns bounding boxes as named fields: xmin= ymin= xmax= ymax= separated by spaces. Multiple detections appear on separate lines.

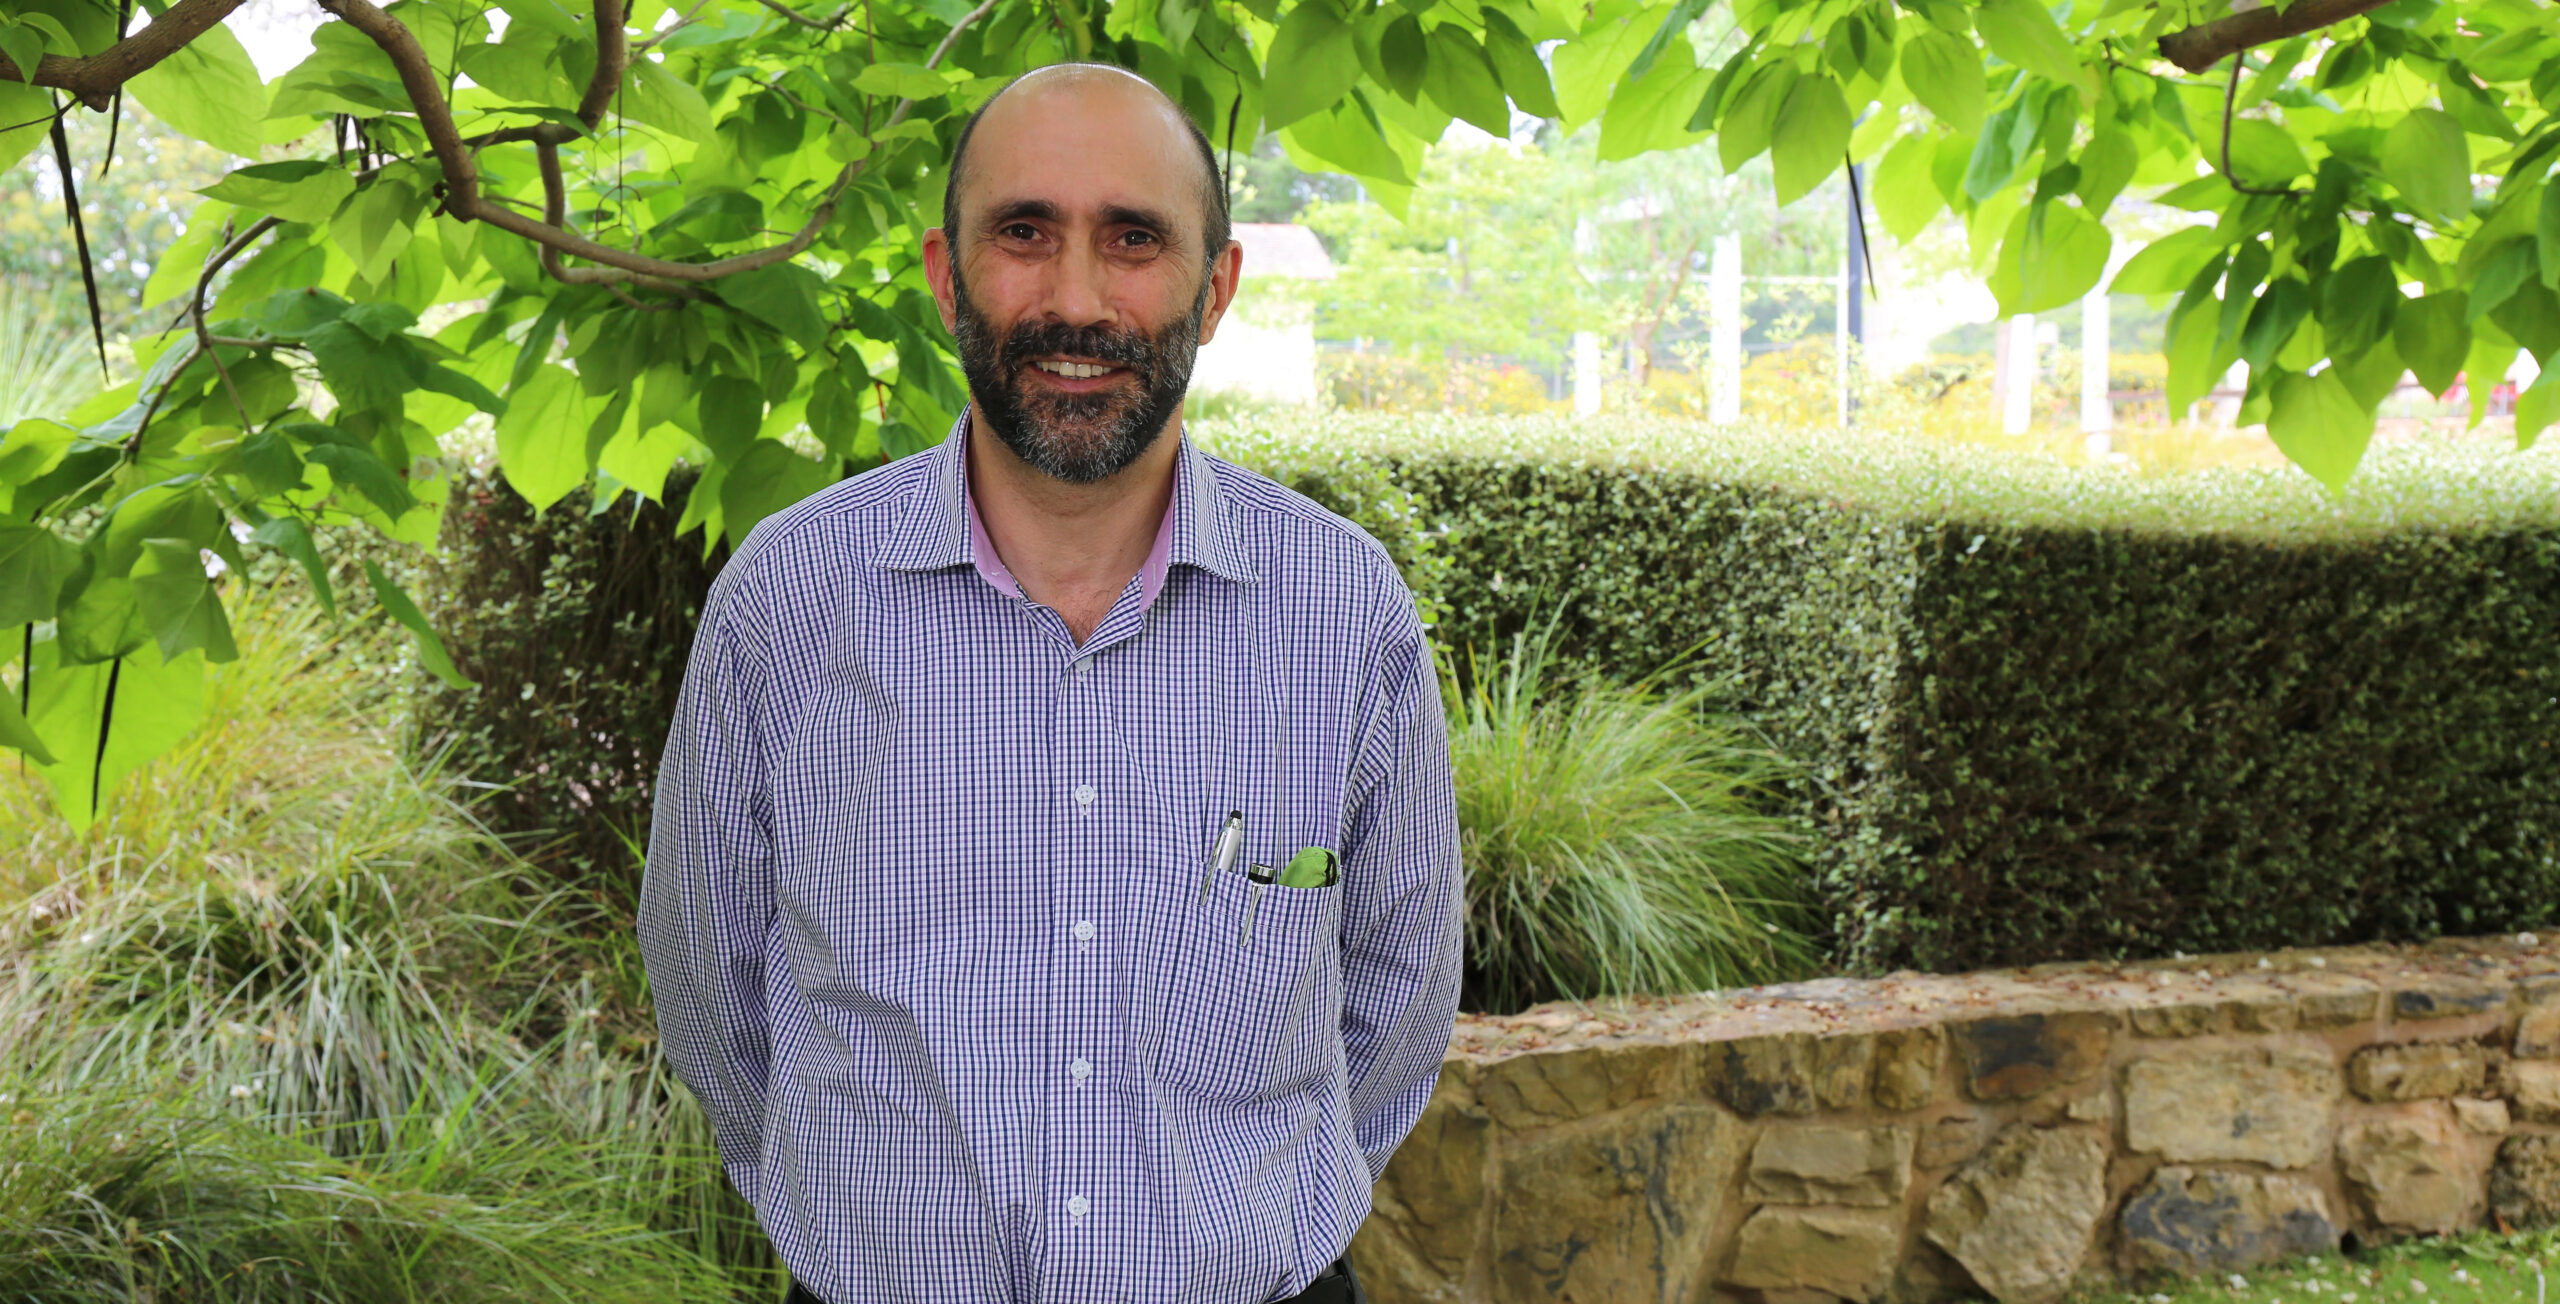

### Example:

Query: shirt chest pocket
xmin=1149 ymin=871 xmax=1342 ymax=1103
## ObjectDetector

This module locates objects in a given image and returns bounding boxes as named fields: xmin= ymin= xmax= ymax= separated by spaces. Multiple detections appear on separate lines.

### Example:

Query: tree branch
xmin=0 ymin=0 xmax=253 ymax=110
xmin=575 ymin=0 xmax=628 ymax=128
xmin=2219 ymin=55 xmax=2300 ymax=198
xmin=752 ymin=0 xmax=853 ymax=30
xmin=2159 ymin=0 xmax=2394 ymax=74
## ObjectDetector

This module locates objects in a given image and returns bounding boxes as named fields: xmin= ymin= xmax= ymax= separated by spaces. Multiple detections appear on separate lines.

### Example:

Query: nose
xmin=1041 ymin=237 xmax=1113 ymax=328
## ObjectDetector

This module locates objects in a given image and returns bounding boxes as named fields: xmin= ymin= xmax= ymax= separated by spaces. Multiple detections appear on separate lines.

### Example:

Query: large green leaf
xmin=1715 ymin=61 xmax=1799 ymax=173
xmin=27 ymin=643 xmax=206 ymax=830
xmin=2225 ymin=119 xmax=2311 ymax=188
xmin=1898 ymin=29 xmax=1983 ymax=133
xmin=2381 ymin=109 xmax=2472 ymax=223
xmin=2516 ymin=364 xmax=2560 ymax=450
xmin=720 ymin=440 xmax=835 ymax=540
xmin=1480 ymin=9 xmax=1560 ymax=118
xmin=0 ymin=678 xmax=55 ymax=766
xmin=1597 ymin=37 xmax=1707 ymax=162
xmin=128 ymin=22 xmax=270 ymax=157
xmin=1422 ymin=26 xmax=1511 ymax=137
xmin=2266 ymin=369 xmax=2376 ymax=493
xmin=2393 ymin=290 xmax=2470 ymax=396
xmin=1972 ymin=0 xmax=2083 ymax=88
xmin=1873 ymin=134 xmax=1944 ymax=241
xmin=1992 ymin=202 xmax=2110 ymax=315
xmin=2318 ymin=256 xmax=2400 ymax=361
xmin=1769 ymin=75 xmax=1851 ymax=205
xmin=131 ymin=538 xmax=238 ymax=664
xmin=0 ymin=523 xmax=74 ymax=628
xmin=199 ymin=160 xmax=356 ymax=225
xmin=495 ymin=364 xmax=596 ymax=512
xmin=1550 ymin=12 xmax=1653 ymax=131
xmin=1263 ymin=2 xmax=1363 ymax=129
xmin=2111 ymin=227 xmax=2226 ymax=295
xmin=723 ymin=263 xmax=833 ymax=348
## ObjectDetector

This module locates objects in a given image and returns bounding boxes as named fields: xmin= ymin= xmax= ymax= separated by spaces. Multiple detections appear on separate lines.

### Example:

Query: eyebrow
xmin=979 ymin=198 xmax=1181 ymax=236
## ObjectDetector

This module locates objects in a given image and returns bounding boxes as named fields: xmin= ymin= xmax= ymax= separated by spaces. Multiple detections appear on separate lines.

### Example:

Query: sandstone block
xmin=1726 ymin=1207 xmax=1901 ymax=1302
xmin=1873 ymin=1027 xmax=1941 ymax=1110
xmin=2339 ymin=1112 xmax=2471 ymax=1233
xmin=1364 ymin=1086 xmax=1491 ymax=1280
xmin=2511 ymin=1060 xmax=2560 ymax=1123
xmin=1701 ymin=1032 xmax=1816 ymax=1119
xmin=2225 ymin=994 xmax=2301 ymax=1034
xmin=2122 ymin=1048 xmax=2339 ymax=1168
xmin=2131 ymin=1002 xmax=2220 ymax=1038
xmin=1491 ymin=1105 xmax=1743 ymax=1304
xmin=1923 ymin=1125 xmax=2108 ymax=1304
xmin=1747 ymin=1124 xmax=1914 ymax=1207
xmin=2065 ymin=1091 xmax=2111 ymax=1123
xmin=2454 ymin=1097 xmax=2510 ymax=1134
xmin=1950 ymin=1013 xmax=2113 ymax=1101
xmin=2393 ymin=981 xmax=2505 ymax=1021
xmin=1813 ymin=1034 xmax=1875 ymax=1110
xmin=2119 ymin=1168 xmax=2339 ymax=1276
xmin=2348 ymin=1041 xmax=2486 ymax=1101
xmin=2490 ymin=1134 xmax=2560 ymax=1229
xmin=1917 ymin=1112 xmax=1989 ymax=1170
xmin=2296 ymin=983 xmax=2383 ymax=1030
xmin=1476 ymin=1041 xmax=1690 ymax=1131
xmin=2517 ymin=1005 xmax=2560 ymax=1060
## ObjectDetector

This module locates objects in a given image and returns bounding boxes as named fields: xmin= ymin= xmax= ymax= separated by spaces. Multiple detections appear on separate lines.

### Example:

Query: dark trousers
xmin=785 ymin=1256 xmax=1365 ymax=1304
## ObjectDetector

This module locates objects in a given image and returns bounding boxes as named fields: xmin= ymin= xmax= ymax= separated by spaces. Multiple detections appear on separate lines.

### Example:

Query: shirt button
xmin=1068 ymin=1057 xmax=1092 ymax=1083
xmin=1071 ymin=920 xmax=1096 ymax=944
xmin=1065 ymin=1195 xmax=1090 ymax=1219
xmin=1071 ymin=657 xmax=1090 ymax=679
xmin=1073 ymin=783 xmax=1096 ymax=807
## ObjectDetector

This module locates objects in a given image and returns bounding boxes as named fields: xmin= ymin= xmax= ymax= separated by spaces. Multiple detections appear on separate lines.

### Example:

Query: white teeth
xmin=1036 ymin=360 xmax=1114 ymax=379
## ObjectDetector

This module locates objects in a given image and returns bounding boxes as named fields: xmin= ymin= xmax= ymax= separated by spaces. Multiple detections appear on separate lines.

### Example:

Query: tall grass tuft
xmin=1447 ymin=617 xmax=1816 ymax=1014
xmin=1 ymin=595 xmax=779 ymax=1300
xmin=0 ymin=278 xmax=91 ymax=426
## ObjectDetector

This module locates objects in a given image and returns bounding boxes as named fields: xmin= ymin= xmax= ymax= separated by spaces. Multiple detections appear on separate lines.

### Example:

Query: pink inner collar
xmin=962 ymin=419 xmax=1179 ymax=615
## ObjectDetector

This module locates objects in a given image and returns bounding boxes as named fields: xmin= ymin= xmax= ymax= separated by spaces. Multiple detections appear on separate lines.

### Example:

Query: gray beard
xmin=949 ymin=264 xmax=1210 ymax=484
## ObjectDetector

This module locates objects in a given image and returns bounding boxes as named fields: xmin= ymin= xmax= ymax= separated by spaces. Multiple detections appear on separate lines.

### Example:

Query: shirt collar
xmin=873 ymin=409 xmax=1257 ymax=594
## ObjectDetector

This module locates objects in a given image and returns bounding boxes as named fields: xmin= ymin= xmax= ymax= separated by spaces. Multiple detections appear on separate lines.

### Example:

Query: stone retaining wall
xmin=1349 ymin=936 xmax=2560 ymax=1303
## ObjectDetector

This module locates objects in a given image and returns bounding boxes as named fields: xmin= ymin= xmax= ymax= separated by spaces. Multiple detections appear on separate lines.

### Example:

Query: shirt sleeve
xmin=1335 ymin=616 xmax=1463 ymax=1180
xmin=637 ymin=569 xmax=781 ymax=1196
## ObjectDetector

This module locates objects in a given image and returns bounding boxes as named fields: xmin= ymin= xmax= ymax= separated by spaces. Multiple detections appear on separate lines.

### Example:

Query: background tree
xmin=0 ymin=0 xmax=2553 ymax=810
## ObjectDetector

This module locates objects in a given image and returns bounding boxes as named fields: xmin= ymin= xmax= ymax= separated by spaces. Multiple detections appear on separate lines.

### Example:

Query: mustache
xmin=997 ymin=320 xmax=1158 ymax=373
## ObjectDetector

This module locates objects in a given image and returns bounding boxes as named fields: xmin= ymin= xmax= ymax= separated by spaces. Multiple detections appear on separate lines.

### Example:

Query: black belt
xmin=785 ymin=1257 xmax=1364 ymax=1303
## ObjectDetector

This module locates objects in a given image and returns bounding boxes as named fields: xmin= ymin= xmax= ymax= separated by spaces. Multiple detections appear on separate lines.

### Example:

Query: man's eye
xmin=1000 ymin=223 xmax=1039 ymax=241
xmin=1118 ymin=231 xmax=1159 ymax=249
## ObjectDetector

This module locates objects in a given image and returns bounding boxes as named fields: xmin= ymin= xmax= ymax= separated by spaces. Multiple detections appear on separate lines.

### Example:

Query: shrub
xmin=1199 ymin=414 xmax=2560 ymax=973
xmin=1447 ymin=614 xmax=1814 ymax=1013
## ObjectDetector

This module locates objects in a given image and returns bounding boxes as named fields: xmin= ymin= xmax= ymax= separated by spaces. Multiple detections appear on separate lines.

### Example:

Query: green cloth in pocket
xmin=1278 ymin=846 xmax=1338 ymax=888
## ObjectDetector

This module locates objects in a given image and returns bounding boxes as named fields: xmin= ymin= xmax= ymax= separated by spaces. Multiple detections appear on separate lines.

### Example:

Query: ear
xmin=1194 ymin=238 xmax=1245 ymax=346
xmin=922 ymin=227 xmax=959 ymax=332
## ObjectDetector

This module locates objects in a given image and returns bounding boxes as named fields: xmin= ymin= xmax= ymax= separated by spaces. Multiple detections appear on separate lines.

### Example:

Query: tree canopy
xmin=0 ymin=0 xmax=2553 ymax=811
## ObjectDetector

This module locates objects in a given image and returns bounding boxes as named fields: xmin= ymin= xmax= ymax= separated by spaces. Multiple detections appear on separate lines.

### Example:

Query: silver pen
xmin=1240 ymin=862 xmax=1276 ymax=948
xmin=1200 ymin=810 xmax=1243 ymax=904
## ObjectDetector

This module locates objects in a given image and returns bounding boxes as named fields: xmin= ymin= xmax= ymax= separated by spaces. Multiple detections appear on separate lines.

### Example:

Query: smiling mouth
xmin=1031 ymin=359 xmax=1125 ymax=379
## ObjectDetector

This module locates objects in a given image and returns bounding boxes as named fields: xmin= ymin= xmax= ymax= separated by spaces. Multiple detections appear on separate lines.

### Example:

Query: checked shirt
xmin=638 ymin=413 xmax=1463 ymax=1304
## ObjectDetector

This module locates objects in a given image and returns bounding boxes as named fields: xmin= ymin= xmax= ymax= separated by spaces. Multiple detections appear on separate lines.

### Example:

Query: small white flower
xmin=2258 ymin=956 xmax=2274 ymax=970
xmin=2521 ymin=932 xmax=2542 ymax=947
xmin=78 ymin=931 xmax=99 ymax=947
xmin=229 ymin=1084 xmax=253 ymax=1099
xmin=2308 ymin=956 xmax=2327 ymax=968
xmin=2230 ymin=1275 xmax=2250 ymax=1291
xmin=2343 ymin=1292 xmax=2359 ymax=1302
xmin=2410 ymin=1281 xmax=2428 ymax=1295
xmin=335 ymin=942 xmax=352 ymax=962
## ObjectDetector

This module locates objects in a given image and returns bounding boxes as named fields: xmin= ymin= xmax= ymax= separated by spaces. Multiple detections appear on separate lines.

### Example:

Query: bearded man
xmin=638 ymin=64 xmax=1462 ymax=1304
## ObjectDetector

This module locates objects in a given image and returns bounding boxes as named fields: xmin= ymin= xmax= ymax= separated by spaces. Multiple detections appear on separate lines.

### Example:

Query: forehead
xmin=960 ymin=77 xmax=1203 ymax=231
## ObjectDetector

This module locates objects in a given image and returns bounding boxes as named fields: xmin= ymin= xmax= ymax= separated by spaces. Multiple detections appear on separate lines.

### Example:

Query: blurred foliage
xmin=0 ymin=103 xmax=234 ymax=339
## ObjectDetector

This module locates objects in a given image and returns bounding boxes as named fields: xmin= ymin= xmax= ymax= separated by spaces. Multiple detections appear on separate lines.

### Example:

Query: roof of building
xmin=1233 ymin=223 xmax=1336 ymax=280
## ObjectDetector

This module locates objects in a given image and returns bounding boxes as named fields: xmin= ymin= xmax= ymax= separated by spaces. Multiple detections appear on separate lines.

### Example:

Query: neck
xmin=966 ymin=410 xmax=1180 ymax=636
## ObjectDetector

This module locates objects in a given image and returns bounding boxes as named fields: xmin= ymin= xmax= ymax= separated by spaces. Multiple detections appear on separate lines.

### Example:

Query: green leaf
xmin=1481 ymin=9 xmax=1561 ymax=118
xmin=2392 ymin=290 xmax=2470 ymax=396
xmin=128 ymin=21 xmax=268 ymax=156
xmin=2541 ymin=182 xmax=2560 ymax=289
xmin=2381 ymin=108 xmax=2472 ymax=223
xmin=1378 ymin=14 xmax=1428 ymax=101
xmin=2111 ymin=227 xmax=2225 ymax=295
xmin=27 ymin=644 xmax=204 ymax=831
xmin=2164 ymin=264 xmax=2228 ymax=415
xmin=495 ymin=364 xmax=595 ymax=512
xmin=230 ymin=429 xmax=308 ymax=496
xmin=2515 ymin=364 xmax=2560 ymax=450
xmin=852 ymin=61 xmax=958 ymax=102
xmin=132 ymin=538 xmax=237 ymax=665
xmin=1993 ymin=202 xmax=2110 ymax=315
xmin=2266 ymin=369 xmax=2376 ymax=492
xmin=2469 ymin=238 xmax=2536 ymax=322
xmin=364 ymin=560 xmax=470 ymax=688
xmin=0 ymin=84 xmax=49 ymax=178
xmin=0 ymin=678 xmax=55 ymax=766
xmin=1873 ymin=134 xmax=1945 ymax=242
xmin=1769 ymin=75 xmax=1851 ymax=205
xmin=1625 ymin=0 xmax=1710 ymax=84
xmin=1263 ymin=2 xmax=1363 ymax=129
xmin=1423 ymin=26 xmax=1512 ymax=136
xmin=626 ymin=57 xmax=716 ymax=142
xmin=199 ymin=160 xmax=356 ymax=225
xmin=305 ymin=443 xmax=418 ymax=519
xmin=2318 ymin=255 xmax=2400 ymax=360
xmin=1716 ymin=62 xmax=1799 ymax=173
xmin=301 ymin=319 xmax=416 ymax=414
xmin=2225 ymin=118 xmax=2310 ymax=188
xmin=330 ymin=177 xmax=422 ymax=284
xmin=720 ymin=440 xmax=835 ymax=541
xmin=1597 ymin=37 xmax=1707 ymax=162
xmin=1899 ymin=29 xmax=1984 ymax=133
xmin=2333 ymin=337 xmax=2405 ymax=410
xmin=1973 ymin=0 xmax=2083 ymax=88
xmin=2073 ymin=123 xmax=2137 ymax=217
xmin=1550 ymin=12 xmax=1653 ymax=131
xmin=249 ymin=515 xmax=334 ymax=616
xmin=2237 ymin=278 xmax=2312 ymax=373
xmin=0 ymin=522 xmax=73 ymax=628
xmin=2463 ymin=319 xmax=2519 ymax=429
xmin=722 ymin=263 xmax=833 ymax=348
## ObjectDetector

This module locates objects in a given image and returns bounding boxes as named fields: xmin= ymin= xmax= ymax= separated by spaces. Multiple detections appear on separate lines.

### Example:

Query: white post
xmin=2080 ymin=291 xmax=2113 ymax=459
xmin=1573 ymin=331 xmax=1601 ymax=416
xmin=2003 ymin=312 xmax=2038 ymax=435
xmin=1711 ymin=234 xmax=1741 ymax=424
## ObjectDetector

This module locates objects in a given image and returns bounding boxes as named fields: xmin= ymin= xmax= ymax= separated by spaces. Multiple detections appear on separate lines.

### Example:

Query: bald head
xmin=942 ymin=64 xmax=1231 ymax=275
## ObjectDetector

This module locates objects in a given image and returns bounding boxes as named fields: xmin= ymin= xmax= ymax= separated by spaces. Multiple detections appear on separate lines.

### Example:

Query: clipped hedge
xmin=1197 ymin=416 xmax=2560 ymax=973
xmin=428 ymin=414 xmax=2560 ymax=972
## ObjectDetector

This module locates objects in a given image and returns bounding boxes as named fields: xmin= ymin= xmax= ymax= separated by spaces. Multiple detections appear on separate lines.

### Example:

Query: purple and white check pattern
xmin=638 ymin=413 xmax=1463 ymax=1304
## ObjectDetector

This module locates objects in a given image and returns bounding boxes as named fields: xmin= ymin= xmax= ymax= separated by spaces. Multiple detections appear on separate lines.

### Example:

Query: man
xmin=638 ymin=64 xmax=1463 ymax=1304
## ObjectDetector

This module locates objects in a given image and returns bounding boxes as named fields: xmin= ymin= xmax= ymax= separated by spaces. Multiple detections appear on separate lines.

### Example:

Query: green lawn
xmin=2075 ymin=1230 xmax=2560 ymax=1304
